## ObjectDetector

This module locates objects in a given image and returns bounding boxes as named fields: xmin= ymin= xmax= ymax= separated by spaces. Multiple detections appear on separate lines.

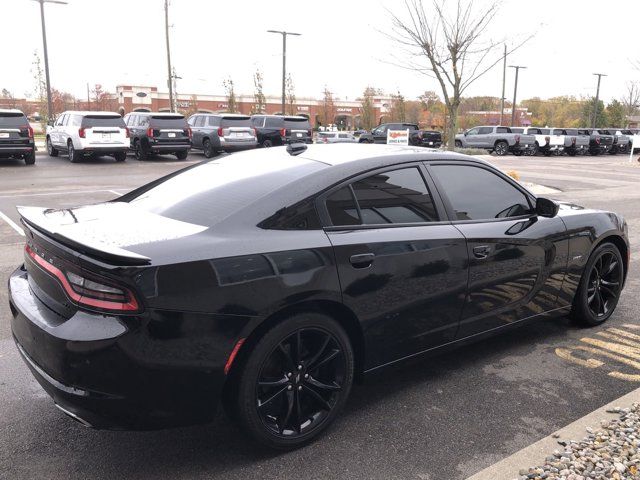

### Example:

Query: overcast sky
xmin=2 ymin=0 xmax=639 ymax=104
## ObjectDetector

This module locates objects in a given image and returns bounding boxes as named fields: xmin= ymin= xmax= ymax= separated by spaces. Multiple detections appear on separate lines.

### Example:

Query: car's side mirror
xmin=464 ymin=131 xmax=468 ymax=136
xmin=535 ymin=197 xmax=559 ymax=218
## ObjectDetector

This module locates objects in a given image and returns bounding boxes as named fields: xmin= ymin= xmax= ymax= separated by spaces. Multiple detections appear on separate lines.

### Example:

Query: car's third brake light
xmin=25 ymin=244 xmax=140 ymax=312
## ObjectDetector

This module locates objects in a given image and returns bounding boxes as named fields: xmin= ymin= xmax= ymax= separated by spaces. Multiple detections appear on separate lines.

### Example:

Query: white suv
xmin=46 ymin=111 xmax=129 ymax=162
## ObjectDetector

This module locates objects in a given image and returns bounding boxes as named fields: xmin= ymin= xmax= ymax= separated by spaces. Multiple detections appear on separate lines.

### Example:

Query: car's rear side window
xmin=495 ymin=127 xmax=510 ymax=134
xmin=207 ymin=116 xmax=219 ymax=127
xmin=326 ymin=187 xmax=360 ymax=226
xmin=81 ymin=115 xmax=126 ymax=128
xmin=220 ymin=117 xmax=251 ymax=128
xmin=0 ymin=112 xmax=27 ymax=127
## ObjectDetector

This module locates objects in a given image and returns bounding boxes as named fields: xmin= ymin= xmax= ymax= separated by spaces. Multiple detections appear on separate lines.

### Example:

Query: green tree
xmin=252 ymin=69 xmax=266 ymax=114
xmin=223 ymin=78 xmax=237 ymax=113
xmin=582 ymin=98 xmax=607 ymax=128
xmin=606 ymin=99 xmax=625 ymax=127
xmin=359 ymin=86 xmax=378 ymax=130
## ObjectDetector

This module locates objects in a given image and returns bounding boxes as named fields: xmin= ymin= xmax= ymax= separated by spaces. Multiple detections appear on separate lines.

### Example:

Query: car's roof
xmin=60 ymin=111 xmax=122 ymax=116
xmin=130 ymin=112 xmax=184 ymax=117
xmin=0 ymin=108 xmax=26 ymax=115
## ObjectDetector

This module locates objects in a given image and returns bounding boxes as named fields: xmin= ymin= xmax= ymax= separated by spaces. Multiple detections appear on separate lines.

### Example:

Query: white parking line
xmin=0 ymin=210 xmax=24 ymax=236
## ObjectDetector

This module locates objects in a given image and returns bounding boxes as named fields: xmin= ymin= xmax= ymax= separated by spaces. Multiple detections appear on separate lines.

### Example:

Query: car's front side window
xmin=431 ymin=164 xmax=532 ymax=221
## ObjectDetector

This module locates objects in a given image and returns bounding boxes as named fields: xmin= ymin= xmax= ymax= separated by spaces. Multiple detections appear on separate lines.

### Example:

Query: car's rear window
xmin=265 ymin=117 xmax=284 ymax=128
xmin=284 ymin=117 xmax=311 ymax=130
xmin=220 ymin=117 xmax=251 ymax=128
xmin=150 ymin=115 xmax=186 ymax=128
xmin=0 ymin=112 xmax=27 ymax=127
xmin=128 ymin=152 xmax=326 ymax=227
xmin=496 ymin=127 xmax=510 ymax=133
xmin=81 ymin=115 xmax=126 ymax=128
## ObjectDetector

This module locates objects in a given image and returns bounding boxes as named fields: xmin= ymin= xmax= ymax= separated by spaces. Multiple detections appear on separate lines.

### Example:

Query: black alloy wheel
xmin=573 ymin=243 xmax=624 ymax=326
xmin=230 ymin=313 xmax=354 ymax=449
xmin=134 ymin=140 xmax=147 ymax=160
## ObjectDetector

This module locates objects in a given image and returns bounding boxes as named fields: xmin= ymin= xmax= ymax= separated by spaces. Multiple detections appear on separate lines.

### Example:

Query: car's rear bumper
xmin=8 ymin=266 xmax=240 ymax=430
xmin=0 ymin=144 xmax=35 ymax=156
xmin=78 ymin=145 xmax=129 ymax=154
xmin=220 ymin=138 xmax=258 ymax=151
xmin=147 ymin=142 xmax=191 ymax=153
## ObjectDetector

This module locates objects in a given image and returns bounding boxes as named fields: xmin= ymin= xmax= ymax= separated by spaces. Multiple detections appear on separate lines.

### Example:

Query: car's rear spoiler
xmin=17 ymin=206 xmax=151 ymax=266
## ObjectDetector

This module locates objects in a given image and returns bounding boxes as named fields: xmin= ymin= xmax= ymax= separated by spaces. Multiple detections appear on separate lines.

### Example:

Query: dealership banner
xmin=387 ymin=129 xmax=409 ymax=145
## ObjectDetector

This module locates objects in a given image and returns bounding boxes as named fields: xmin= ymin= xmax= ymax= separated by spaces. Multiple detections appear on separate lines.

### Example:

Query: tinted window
xmin=194 ymin=116 xmax=205 ymax=127
xmin=251 ymin=117 xmax=264 ymax=127
xmin=128 ymin=153 xmax=326 ymax=227
xmin=539 ymin=128 xmax=550 ymax=135
xmin=478 ymin=127 xmax=494 ymax=134
xmin=265 ymin=117 xmax=283 ymax=128
xmin=432 ymin=165 xmax=531 ymax=221
xmin=495 ymin=127 xmax=510 ymax=134
xmin=207 ymin=116 xmax=219 ymax=127
xmin=326 ymin=187 xmax=359 ymax=226
xmin=0 ymin=112 xmax=27 ymax=127
xmin=565 ymin=129 xmax=578 ymax=135
xmin=220 ymin=116 xmax=251 ymax=128
xmin=258 ymin=198 xmax=321 ymax=230
xmin=81 ymin=115 xmax=126 ymax=128
xmin=137 ymin=116 xmax=149 ymax=127
xmin=351 ymin=168 xmax=438 ymax=224
xmin=552 ymin=129 xmax=564 ymax=135
xmin=284 ymin=117 xmax=311 ymax=130
xmin=150 ymin=115 xmax=186 ymax=128
xmin=511 ymin=128 xmax=524 ymax=133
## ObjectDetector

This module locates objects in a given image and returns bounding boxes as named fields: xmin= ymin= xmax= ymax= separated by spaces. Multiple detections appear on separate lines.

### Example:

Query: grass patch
xmin=453 ymin=147 xmax=488 ymax=156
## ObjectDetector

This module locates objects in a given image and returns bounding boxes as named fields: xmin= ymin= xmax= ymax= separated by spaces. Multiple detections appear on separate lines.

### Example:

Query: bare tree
xmin=252 ymin=69 xmax=266 ymax=114
xmin=286 ymin=74 xmax=296 ymax=115
xmin=319 ymin=87 xmax=336 ymax=128
xmin=223 ymin=78 xmax=237 ymax=113
xmin=621 ymin=81 xmax=640 ymax=120
xmin=388 ymin=0 xmax=531 ymax=149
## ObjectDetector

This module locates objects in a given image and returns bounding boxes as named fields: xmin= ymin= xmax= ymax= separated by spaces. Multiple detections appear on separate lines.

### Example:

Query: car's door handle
xmin=472 ymin=245 xmax=491 ymax=259
xmin=349 ymin=253 xmax=375 ymax=268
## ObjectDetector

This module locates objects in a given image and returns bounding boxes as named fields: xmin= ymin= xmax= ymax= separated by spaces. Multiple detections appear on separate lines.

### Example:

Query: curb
xmin=466 ymin=386 xmax=640 ymax=480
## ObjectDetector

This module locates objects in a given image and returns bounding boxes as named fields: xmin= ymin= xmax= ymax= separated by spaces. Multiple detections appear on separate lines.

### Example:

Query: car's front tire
xmin=454 ymin=140 xmax=462 ymax=148
xmin=203 ymin=139 xmax=217 ymax=158
xmin=229 ymin=313 xmax=354 ymax=450
xmin=571 ymin=242 xmax=624 ymax=327
xmin=494 ymin=141 xmax=509 ymax=156
xmin=134 ymin=140 xmax=148 ymax=161
xmin=46 ymin=137 xmax=58 ymax=157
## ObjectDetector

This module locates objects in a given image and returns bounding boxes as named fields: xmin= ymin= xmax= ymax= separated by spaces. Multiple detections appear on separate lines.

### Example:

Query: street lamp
xmin=32 ymin=0 xmax=68 ymax=122
xmin=508 ymin=65 xmax=527 ymax=127
xmin=267 ymin=30 xmax=301 ymax=115
xmin=592 ymin=73 xmax=607 ymax=128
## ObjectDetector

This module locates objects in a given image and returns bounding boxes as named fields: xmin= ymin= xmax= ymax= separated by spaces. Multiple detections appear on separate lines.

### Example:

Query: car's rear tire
xmin=203 ymin=139 xmax=216 ymax=158
xmin=68 ymin=141 xmax=81 ymax=163
xmin=24 ymin=151 xmax=36 ymax=165
xmin=454 ymin=140 xmax=462 ymax=148
xmin=134 ymin=140 xmax=148 ymax=161
xmin=114 ymin=152 xmax=126 ymax=162
xmin=262 ymin=139 xmax=273 ymax=148
xmin=46 ymin=137 xmax=58 ymax=157
xmin=571 ymin=242 xmax=624 ymax=327
xmin=228 ymin=312 xmax=354 ymax=450
xmin=175 ymin=150 xmax=189 ymax=160
xmin=494 ymin=141 xmax=509 ymax=156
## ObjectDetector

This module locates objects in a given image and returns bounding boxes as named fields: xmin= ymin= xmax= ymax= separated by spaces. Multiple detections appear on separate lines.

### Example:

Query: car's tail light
xmin=251 ymin=127 xmax=257 ymax=137
xmin=78 ymin=127 xmax=86 ymax=138
xmin=25 ymin=244 xmax=140 ymax=312
xmin=185 ymin=127 xmax=192 ymax=139
xmin=217 ymin=127 xmax=224 ymax=137
xmin=322 ymin=136 xmax=328 ymax=143
xmin=571 ymin=136 xmax=576 ymax=145
xmin=147 ymin=127 xmax=155 ymax=138
xmin=19 ymin=125 xmax=34 ymax=138
xmin=124 ymin=127 xmax=130 ymax=138
xmin=307 ymin=129 xmax=312 ymax=137
xmin=595 ymin=136 xmax=601 ymax=145
xmin=280 ymin=128 xmax=286 ymax=137
xmin=514 ymin=134 xmax=520 ymax=143
xmin=544 ymin=136 xmax=550 ymax=144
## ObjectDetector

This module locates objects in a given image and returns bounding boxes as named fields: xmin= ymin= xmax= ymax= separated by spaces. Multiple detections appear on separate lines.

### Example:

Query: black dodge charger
xmin=8 ymin=144 xmax=629 ymax=449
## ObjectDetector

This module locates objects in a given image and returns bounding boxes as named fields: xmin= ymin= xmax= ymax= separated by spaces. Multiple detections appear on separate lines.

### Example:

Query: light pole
xmin=32 ymin=0 xmax=67 ymax=122
xmin=164 ymin=0 xmax=174 ymax=112
xmin=499 ymin=44 xmax=506 ymax=125
xmin=267 ymin=30 xmax=301 ymax=115
xmin=592 ymin=73 xmax=607 ymax=128
xmin=509 ymin=65 xmax=527 ymax=127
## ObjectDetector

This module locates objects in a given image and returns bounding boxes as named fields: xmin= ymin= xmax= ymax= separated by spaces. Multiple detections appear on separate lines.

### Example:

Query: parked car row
xmin=455 ymin=125 xmax=638 ymax=156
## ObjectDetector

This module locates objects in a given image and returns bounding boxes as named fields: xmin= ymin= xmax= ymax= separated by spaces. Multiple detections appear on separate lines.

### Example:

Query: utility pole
xmin=499 ymin=44 xmax=506 ymax=125
xmin=172 ymin=67 xmax=182 ymax=111
xmin=86 ymin=82 xmax=90 ymax=109
xmin=592 ymin=73 xmax=607 ymax=128
xmin=267 ymin=30 xmax=301 ymax=115
xmin=509 ymin=65 xmax=527 ymax=127
xmin=164 ymin=0 xmax=174 ymax=112
xmin=33 ymin=0 xmax=68 ymax=122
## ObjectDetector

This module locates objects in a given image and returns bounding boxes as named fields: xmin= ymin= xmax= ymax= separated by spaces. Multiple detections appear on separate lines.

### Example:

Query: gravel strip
xmin=516 ymin=403 xmax=640 ymax=480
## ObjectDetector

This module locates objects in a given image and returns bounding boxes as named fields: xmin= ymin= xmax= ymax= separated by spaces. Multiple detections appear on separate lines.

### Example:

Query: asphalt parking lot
xmin=0 ymin=150 xmax=639 ymax=480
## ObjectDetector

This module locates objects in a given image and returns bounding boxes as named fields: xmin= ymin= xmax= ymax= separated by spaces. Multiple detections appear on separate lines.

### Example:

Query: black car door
xmin=427 ymin=162 xmax=568 ymax=339
xmin=319 ymin=164 xmax=469 ymax=369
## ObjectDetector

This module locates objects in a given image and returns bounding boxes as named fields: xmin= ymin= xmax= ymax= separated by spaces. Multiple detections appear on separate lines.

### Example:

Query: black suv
xmin=124 ymin=112 xmax=191 ymax=160
xmin=0 ymin=109 xmax=35 ymax=165
xmin=187 ymin=113 xmax=257 ymax=158
xmin=284 ymin=116 xmax=313 ymax=144
xmin=251 ymin=114 xmax=286 ymax=148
